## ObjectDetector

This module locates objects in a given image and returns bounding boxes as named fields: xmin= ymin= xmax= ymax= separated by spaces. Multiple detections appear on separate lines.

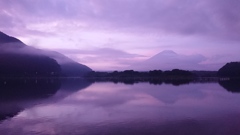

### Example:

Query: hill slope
xmin=0 ymin=31 xmax=92 ymax=77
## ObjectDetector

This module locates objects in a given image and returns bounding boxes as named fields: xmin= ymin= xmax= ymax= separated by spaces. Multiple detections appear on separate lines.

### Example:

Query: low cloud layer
xmin=55 ymin=48 xmax=145 ymax=70
xmin=0 ymin=0 xmax=240 ymax=70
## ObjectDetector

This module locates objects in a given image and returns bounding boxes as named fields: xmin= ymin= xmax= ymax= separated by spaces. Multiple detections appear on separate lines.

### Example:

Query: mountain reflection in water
xmin=0 ymin=78 xmax=92 ymax=122
xmin=219 ymin=79 xmax=240 ymax=93
xmin=0 ymin=79 xmax=240 ymax=135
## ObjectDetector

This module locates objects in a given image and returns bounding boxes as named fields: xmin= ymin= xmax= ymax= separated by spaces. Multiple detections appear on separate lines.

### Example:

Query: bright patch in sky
xmin=1 ymin=0 xmax=240 ymax=70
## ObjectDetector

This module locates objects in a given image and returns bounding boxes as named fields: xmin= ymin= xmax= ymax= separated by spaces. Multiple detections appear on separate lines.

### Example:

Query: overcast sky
xmin=1 ymin=0 xmax=240 ymax=70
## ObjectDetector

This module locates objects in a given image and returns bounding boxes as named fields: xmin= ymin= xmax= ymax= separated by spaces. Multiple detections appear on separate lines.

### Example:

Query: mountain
xmin=0 ymin=32 xmax=24 ymax=49
xmin=39 ymin=50 xmax=92 ymax=77
xmin=0 ymin=32 xmax=61 ymax=77
xmin=0 ymin=31 xmax=92 ymax=76
xmin=0 ymin=31 xmax=23 ymax=44
xmin=130 ymin=50 xmax=206 ymax=71
xmin=0 ymin=53 xmax=61 ymax=77
xmin=0 ymin=78 xmax=92 ymax=122
xmin=218 ymin=62 xmax=240 ymax=77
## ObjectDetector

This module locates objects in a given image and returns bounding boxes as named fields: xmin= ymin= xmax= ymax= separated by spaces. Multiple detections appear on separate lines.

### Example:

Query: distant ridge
xmin=0 ymin=31 xmax=23 ymax=44
xmin=0 ymin=31 xmax=92 ymax=77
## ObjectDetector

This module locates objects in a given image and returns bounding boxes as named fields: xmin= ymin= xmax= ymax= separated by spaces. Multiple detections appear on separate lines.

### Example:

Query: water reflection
xmin=0 ymin=78 xmax=92 ymax=122
xmin=218 ymin=79 xmax=240 ymax=93
xmin=88 ymin=78 xmax=193 ymax=86
xmin=0 ymin=107 xmax=22 ymax=122
xmin=0 ymin=82 xmax=239 ymax=135
xmin=0 ymin=78 xmax=61 ymax=100
xmin=89 ymin=78 xmax=240 ymax=93
xmin=60 ymin=78 xmax=92 ymax=91
xmin=1 ymin=79 xmax=240 ymax=135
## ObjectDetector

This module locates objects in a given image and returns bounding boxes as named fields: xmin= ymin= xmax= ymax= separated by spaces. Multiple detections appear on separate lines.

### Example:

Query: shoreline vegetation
xmin=0 ymin=62 xmax=240 ymax=95
xmin=84 ymin=62 xmax=240 ymax=81
xmin=83 ymin=62 xmax=240 ymax=88
xmin=83 ymin=69 xmax=229 ymax=85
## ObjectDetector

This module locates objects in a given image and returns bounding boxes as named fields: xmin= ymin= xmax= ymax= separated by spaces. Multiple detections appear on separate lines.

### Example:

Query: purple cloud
xmin=0 ymin=0 xmax=240 ymax=70
xmin=53 ymin=48 xmax=145 ymax=70
xmin=1 ymin=0 xmax=239 ymax=38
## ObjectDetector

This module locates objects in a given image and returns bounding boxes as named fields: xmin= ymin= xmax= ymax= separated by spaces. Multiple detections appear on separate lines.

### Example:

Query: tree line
xmin=85 ymin=69 xmax=194 ymax=78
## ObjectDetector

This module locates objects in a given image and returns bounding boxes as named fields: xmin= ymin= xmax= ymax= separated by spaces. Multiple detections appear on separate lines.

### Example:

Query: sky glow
xmin=1 ymin=0 xmax=240 ymax=70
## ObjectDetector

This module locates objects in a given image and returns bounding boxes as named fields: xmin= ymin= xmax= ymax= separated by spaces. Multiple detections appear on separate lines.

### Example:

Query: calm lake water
xmin=0 ymin=79 xmax=240 ymax=135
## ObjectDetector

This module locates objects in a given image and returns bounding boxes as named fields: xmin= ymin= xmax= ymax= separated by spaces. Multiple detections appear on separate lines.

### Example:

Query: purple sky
xmin=1 ymin=0 xmax=240 ymax=70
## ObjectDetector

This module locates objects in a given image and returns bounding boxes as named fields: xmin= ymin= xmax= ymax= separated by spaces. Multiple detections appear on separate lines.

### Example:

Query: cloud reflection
xmin=1 ymin=82 xmax=240 ymax=135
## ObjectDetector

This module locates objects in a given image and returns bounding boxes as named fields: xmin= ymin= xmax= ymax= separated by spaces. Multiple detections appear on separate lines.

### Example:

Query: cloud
xmin=0 ymin=0 xmax=240 ymax=70
xmin=203 ymin=54 xmax=240 ymax=68
xmin=1 ymin=0 xmax=240 ymax=41
xmin=54 ymin=48 xmax=145 ymax=70
xmin=56 ymin=48 xmax=143 ymax=58
xmin=130 ymin=50 xmax=209 ymax=71
xmin=1 ymin=0 xmax=239 ymax=38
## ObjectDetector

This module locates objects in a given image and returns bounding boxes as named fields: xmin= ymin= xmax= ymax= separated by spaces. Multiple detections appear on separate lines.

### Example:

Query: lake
xmin=0 ymin=79 xmax=240 ymax=135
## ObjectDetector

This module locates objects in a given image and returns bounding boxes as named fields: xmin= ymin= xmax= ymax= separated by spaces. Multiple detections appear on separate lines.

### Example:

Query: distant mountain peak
xmin=0 ymin=31 xmax=23 ymax=44
xmin=159 ymin=50 xmax=177 ymax=55
xmin=151 ymin=50 xmax=177 ymax=59
xmin=130 ymin=49 xmax=207 ymax=71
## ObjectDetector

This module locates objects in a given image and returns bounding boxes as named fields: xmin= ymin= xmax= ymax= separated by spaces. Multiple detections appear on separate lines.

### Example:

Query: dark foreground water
xmin=0 ymin=79 xmax=240 ymax=135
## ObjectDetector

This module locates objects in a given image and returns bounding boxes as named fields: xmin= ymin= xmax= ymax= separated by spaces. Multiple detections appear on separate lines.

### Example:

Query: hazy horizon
xmin=1 ymin=0 xmax=240 ymax=70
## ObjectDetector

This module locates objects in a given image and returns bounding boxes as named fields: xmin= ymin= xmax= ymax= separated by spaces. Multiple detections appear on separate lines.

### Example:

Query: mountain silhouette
xmin=218 ymin=62 xmax=240 ymax=78
xmin=0 ymin=53 xmax=61 ymax=77
xmin=0 ymin=32 xmax=61 ymax=77
xmin=0 ymin=78 xmax=92 ymax=122
xmin=0 ymin=31 xmax=92 ymax=76
xmin=40 ymin=50 xmax=92 ymax=77
xmin=0 ymin=32 xmax=23 ymax=44
xmin=130 ymin=50 xmax=206 ymax=71
xmin=154 ymin=50 xmax=177 ymax=56
xmin=218 ymin=79 xmax=240 ymax=93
